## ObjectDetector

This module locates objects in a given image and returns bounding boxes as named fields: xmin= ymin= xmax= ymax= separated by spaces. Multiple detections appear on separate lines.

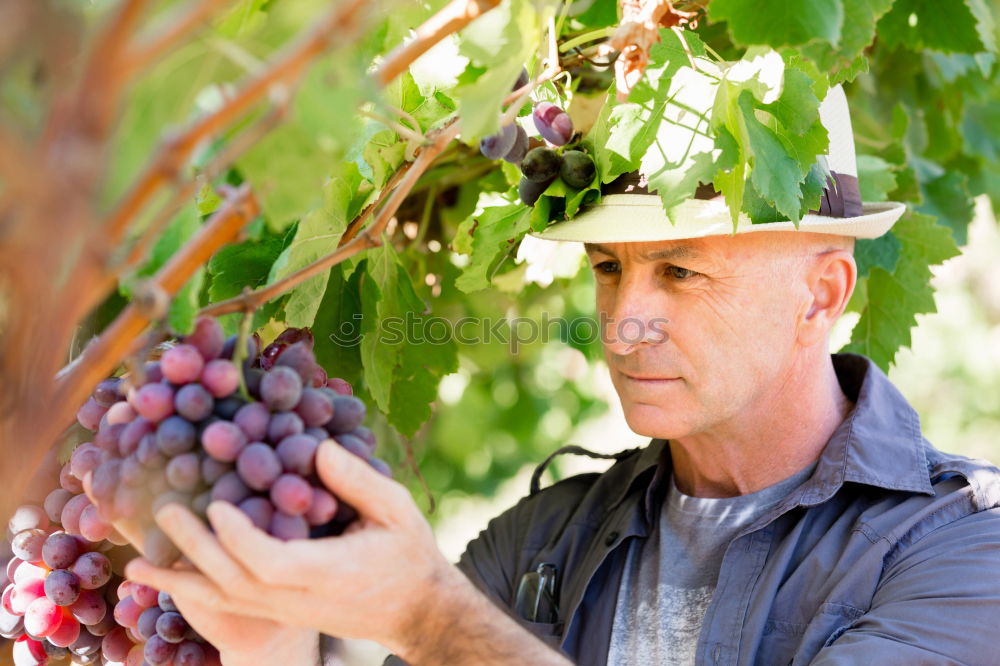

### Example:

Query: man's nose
xmin=601 ymin=275 xmax=670 ymax=356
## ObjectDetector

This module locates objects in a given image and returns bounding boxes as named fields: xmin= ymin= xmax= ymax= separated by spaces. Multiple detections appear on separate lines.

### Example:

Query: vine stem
xmin=54 ymin=185 xmax=260 ymax=416
xmin=199 ymin=118 xmax=461 ymax=317
xmin=558 ymin=26 xmax=616 ymax=53
xmin=121 ymin=0 xmax=234 ymax=78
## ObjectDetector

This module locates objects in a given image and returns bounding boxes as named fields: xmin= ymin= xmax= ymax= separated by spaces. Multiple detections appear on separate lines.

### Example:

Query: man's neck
xmin=668 ymin=353 xmax=854 ymax=498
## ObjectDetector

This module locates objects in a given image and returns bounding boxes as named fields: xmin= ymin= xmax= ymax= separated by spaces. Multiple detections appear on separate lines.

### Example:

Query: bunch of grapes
xmin=0 ymin=504 xmax=142 ymax=665
xmin=77 ymin=317 xmax=385 ymax=568
xmin=114 ymin=582 xmax=217 ymax=666
xmin=477 ymin=68 xmax=597 ymax=206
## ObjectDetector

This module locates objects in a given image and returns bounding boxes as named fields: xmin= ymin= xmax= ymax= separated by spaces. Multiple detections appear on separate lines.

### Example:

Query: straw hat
xmin=531 ymin=80 xmax=906 ymax=243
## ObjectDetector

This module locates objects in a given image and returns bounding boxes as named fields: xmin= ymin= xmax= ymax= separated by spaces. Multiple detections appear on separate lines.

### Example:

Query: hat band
xmin=601 ymin=171 xmax=862 ymax=218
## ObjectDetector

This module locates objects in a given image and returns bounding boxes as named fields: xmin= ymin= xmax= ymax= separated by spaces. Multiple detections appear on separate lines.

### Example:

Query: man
xmin=121 ymin=86 xmax=1000 ymax=665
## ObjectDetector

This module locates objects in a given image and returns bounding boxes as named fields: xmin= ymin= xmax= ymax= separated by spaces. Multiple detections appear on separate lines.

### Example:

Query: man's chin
xmin=621 ymin=404 xmax=697 ymax=441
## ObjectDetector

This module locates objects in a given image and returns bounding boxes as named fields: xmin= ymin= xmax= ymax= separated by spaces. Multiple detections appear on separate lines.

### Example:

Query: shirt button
xmin=604 ymin=531 xmax=619 ymax=547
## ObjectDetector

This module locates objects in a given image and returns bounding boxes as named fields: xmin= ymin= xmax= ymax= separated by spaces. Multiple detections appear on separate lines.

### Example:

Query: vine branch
xmin=199 ymin=118 xmax=461 ymax=317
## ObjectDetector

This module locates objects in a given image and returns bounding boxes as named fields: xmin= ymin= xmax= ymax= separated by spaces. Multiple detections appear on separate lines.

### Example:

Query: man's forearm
xmin=393 ymin=566 xmax=573 ymax=666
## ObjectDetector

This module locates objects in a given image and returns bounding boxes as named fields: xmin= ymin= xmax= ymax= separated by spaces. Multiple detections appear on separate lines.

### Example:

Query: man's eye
xmin=667 ymin=265 xmax=697 ymax=280
xmin=593 ymin=261 xmax=620 ymax=274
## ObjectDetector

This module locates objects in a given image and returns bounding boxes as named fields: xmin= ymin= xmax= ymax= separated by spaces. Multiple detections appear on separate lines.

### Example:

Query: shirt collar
xmin=617 ymin=353 xmax=935 ymax=523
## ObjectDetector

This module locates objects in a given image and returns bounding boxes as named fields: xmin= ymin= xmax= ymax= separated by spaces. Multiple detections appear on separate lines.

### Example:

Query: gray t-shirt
xmin=607 ymin=461 xmax=817 ymax=665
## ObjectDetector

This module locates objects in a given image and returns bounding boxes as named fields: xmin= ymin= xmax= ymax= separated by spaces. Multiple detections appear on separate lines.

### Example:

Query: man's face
xmin=585 ymin=232 xmax=832 ymax=439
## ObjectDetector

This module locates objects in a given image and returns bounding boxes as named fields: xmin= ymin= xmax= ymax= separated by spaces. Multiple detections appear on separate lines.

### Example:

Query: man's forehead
xmin=583 ymin=241 xmax=704 ymax=262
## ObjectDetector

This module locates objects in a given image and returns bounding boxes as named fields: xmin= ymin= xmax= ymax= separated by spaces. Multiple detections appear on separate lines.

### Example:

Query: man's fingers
xmin=205 ymin=501 xmax=311 ymax=589
xmin=124 ymin=558 xmax=275 ymax=621
xmin=154 ymin=503 xmax=259 ymax=601
xmin=316 ymin=440 xmax=412 ymax=526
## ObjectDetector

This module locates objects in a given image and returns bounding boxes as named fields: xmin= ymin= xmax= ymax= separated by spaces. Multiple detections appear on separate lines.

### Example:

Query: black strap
xmin=530 ymin=445 xmax=634 ymax=496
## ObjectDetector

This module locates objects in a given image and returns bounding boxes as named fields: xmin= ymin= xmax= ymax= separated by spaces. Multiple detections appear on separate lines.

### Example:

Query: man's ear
xmin=798 ymin=249 xmax=857 ymax=347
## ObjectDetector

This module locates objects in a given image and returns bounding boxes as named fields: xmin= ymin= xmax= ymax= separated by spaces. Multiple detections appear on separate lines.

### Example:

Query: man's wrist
xmin=219 ymin=627 xmax=320 ymax=666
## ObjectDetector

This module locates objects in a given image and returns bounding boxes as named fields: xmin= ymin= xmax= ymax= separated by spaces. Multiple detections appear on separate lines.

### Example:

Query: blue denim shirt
xmin=456 ymin=354 xmax=1000 ymax=665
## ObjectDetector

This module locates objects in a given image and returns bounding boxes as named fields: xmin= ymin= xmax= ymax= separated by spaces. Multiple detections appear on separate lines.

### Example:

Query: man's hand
xmin=122 ymin=440 xmax=573 ymax=665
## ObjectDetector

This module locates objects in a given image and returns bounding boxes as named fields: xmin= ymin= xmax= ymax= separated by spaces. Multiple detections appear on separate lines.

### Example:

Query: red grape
xmin=270 ymin=475 xmax=312 ymax=517
xmin=201 ymin=359 xmax=239 ymax=398
xmin=161 ymin=344 xmax=205 ymax=385
xmin=134 ymin=384 xmax=175 ymax=422
xmin=236 ymin=443 xmax=282 ymax=491
xmin=183 ymin=317 xmax=225 ymax=362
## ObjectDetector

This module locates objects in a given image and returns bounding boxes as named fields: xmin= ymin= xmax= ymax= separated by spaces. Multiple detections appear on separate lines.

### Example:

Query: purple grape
xmin=532 ymin=102 xmax=573 ymax=145
xmin=76 ymin=398 xmax=107 ymax=431
xmin=183 ymin=317 xmax=225 ymax=361
xmin=326 ymin=395 xmax=367 ymax=434
xmin=155 ymin=610 xmax=188 ymax=643
xmin=137 ymin=433 xmax=166 ymax=469
xmin=236 ymin=443 xmax=283 ymax=491
xmin=233 ymin=402 xmax=270 ymax=441
xmin=273 ymin=327 xmax=315 ymax=349
xmin=134 ymin=383 xmax=175 ymax=422
xmin=161 ymin=344 xmax=205 ymax=385
xmin=44 ymin=569 xmax=81 ymax=606
xmin=268 ymin=411 xmax=304 ymax=442
xmin=305 ymin=488 xmax=338 ymax=526
xmin=350 ymin=426 xmax=377 ymax=454
xmin=518 ymin=174 xmax=556 ymax=206
xmin=92 ymin=379 xmax=123 ymax=408
xmin=70 ymin=627 xmax=103 ymax=654
xmin=11 ymin=529 xmax=46 ymax=562
xmin=335 ymin=433 xmax=369 ymax=460
xmin=156 ymin=416 xmax=197 ymax=456
xmin=326 ymin=378 xmax=353 ymax=395
xmin=269 ymin=474 xmax=312 ymax=517
xmin=295 ymin=388 xmax=334 ymax=427
xmin=143 ymin=526 xmax=181 ymax=568
xmin=305 ymin=426 xmax=329 ymax=441
xmin=213 ymin=395 xmax=246 ymax=420
xmin=166 ymin=453 xmax=201 ymax=493
xmin=221 ymin=333 xmax=261 ymax=362
xmin=201 ymin=421 xmax=247 ymax=462
xmin=60 ymin=494 xmax=91 ymax=536
xmin=480 ymin=123 xmax=518 ymax=160
xmin=102 ymin=625 xmax=134 ymax=661
xmin=135 ymin=606 xmax=163 ymax=641
xmin=70 ymin=443 xmax=102 ymax=481
xmin=142 ymin=361 xmax=165 ymax=385
xmin=90 ymin=459 xmax=121 ymax=506
xmin=120 ymin=455 xmax=146 ymax=486
xmin=245 ymin=367 xmax=265 ymax=398
xmin=175 ymin=384 xmax=214 ymax=422
xmin=191 ymin=491 xmax=211 ymax=517
xmin=274 ymin=342 xmax=317 ymax=384
xmin=275 ymin=435 xmax=318 ymax=476
xmin=72 ymin=552 xmax=111 ymax=590
xmin=520 ymin=146 xmax=562 ymax=182
xmin=502 ymin=124 xmax=529 ymax=164
xmin=237 ymin=497 xmax=274 ymax=531
xmin=201 ymin=359 xmax=239 ymax=398
xmin=106 ymin=400 xmax=137 ymax=425
xmin=69 ymin=589 xmax=107 ymax=625
xmin=260 ymin=366 xmax=303 ymax=411
xmin=210 ymin=471 xmax=251 ymax=505
xmin=269 ymin=512 xmax=309 ymax=541
xmin=86 ymin=608 xmax=117 ymax=636
xmin=119 ymin=417 xmax=154 ymax=456
xmin=93 ymin=421 xmax=124 ymax=452
xmin=43 ymin=489 xmax=74 ymax=524
xmin=157 ymin=591 xmax=176 ymax=612
xmin=145 ymin=634 xmax=179 ymax=665
xmin=42 ymin=533 xmax=80 ymax=570
xmin=200 ymin=457 xmax=231 ymax=485
xmin=513 ymin=66 xmax=529 ymax=91
xmin=174 ymin=640 xmax=206 ymax=666
xmin=60 ymin=463 xmax=83 ymax=493
xmin=78 ymin=504 xmax=112 ymax=543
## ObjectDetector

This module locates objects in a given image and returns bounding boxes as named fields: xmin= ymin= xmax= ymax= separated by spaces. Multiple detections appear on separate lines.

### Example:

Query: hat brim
xmin=529 ymin=194 xmax=907 ymax=243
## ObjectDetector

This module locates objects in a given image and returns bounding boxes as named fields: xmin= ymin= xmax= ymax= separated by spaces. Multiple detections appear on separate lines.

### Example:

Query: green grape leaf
xmin=856 ymin=155 xmax=898 ymax=201
xmin=455 ymin=204 xmax=532 ymax=293
xmin=800 ymin=0 xmax=894 ymax=74
xmin=358 ymin=245 xmax=457 ymax=435
xmin=168 ymin=268 xmax=206 ymax=336
xmin=708 ymin=0 xmax=844 ymax=48
xmin=916 ymin=171 xmax=975 ymax=245
xmin=313 ymin=261 xmax=365 ymax=387
xmin=854 ymin=232 xmax=902 ymax=278
xmin=842 ymin=212 xmax=960 ymax=370
xmin=454 ymin=0 xmax=541 ymax=141
xmin=877 ymin=0 xmax=992 ymax=53
xmin=738 ymin=92 xmax=806 ymax=222
xmin=207 ymin=231 xmax=287 ymax=302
